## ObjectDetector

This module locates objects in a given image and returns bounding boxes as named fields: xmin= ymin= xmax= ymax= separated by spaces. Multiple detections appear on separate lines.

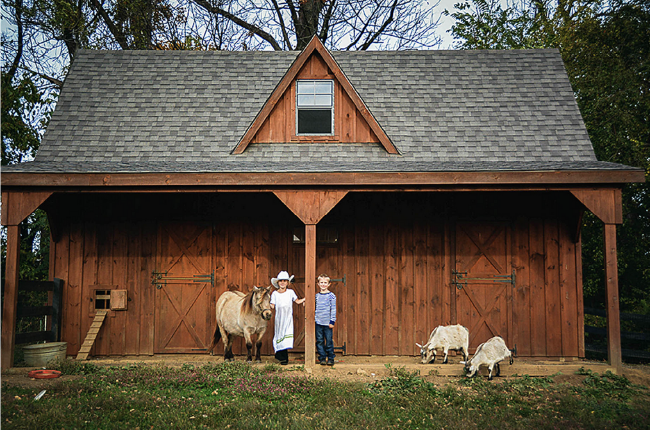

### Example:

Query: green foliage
xmin=49 ymin=358 xmax=103 ymax=375
xmin=575 ymin=367 xmax=642 ymax=401
xmin=562 ymin=0 xmax=650 ymax=317
xmin=367 ymin=364 xmax=427 ymax=394
xmin=0 ymin=71 xmax=51 ymax=165
xmin=447 ymin=0 xmax=650 ymax=320
xmin=16 ymin=210 xmax=51 ymax=282
xmin=445 ymin=0 xmax=552 ymax=49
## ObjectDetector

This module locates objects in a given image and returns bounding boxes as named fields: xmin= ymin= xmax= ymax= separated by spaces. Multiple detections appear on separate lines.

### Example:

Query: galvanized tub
xmin=22 ymin=342 xmax=67 ymax=367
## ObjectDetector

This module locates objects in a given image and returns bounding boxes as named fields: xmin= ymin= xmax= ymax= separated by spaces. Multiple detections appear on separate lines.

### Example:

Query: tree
xmin=444 ymin=0 xmax=550 ymax=49
xmin=1 ymin=72 xmax=49 ymax=164
xmin=560 ymin=0 xmax=650 ymax=316
xmin=447 ymin=0 xmax=650 ymax=315
xmin=191 ymin=0 xmax=442 ymax=51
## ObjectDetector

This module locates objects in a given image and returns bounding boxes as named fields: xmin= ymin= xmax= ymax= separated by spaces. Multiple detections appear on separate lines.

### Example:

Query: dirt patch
xmin=288 ymin=356 xmax=649 ymax=387
xmin=3 ymin=354 xmax=648 ymax=390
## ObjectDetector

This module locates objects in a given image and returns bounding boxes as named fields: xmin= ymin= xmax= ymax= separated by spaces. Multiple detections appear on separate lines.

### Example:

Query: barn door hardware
xmin=452 ymin=270 xmax=516 ymax=290
xmin=151 ymin=271 xmax=214 ymax=289
xmin=330 ymin=274 xmax=346 ymax=287
xmin=334 ymin=341 xmax=347 ymax=355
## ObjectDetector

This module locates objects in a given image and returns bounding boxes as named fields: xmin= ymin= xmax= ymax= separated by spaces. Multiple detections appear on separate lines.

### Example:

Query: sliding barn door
xmin=455 ymin=221 xmax=513 ymax=352
xmin=155 ymin=222 xmax=214 ymax=353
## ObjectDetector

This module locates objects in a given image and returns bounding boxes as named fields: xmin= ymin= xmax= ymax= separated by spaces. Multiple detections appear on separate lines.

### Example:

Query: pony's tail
xmin=207 ymin=325 xmax=222 ymax=356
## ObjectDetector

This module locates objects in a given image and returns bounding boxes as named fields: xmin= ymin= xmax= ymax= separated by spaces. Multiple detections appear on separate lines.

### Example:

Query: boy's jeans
xmin=315 ymin=324 xmax=335 ymax=361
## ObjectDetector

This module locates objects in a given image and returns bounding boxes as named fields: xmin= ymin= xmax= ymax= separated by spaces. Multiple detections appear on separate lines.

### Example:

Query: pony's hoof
xmin=255 ymin=359 xmax=262 ymax=363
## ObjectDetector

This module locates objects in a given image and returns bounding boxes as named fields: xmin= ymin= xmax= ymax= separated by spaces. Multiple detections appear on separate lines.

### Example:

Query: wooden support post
xmin=273 ymin=190 xmax=348 ymax=369
xmin=305 ymin=224 xmax=317 ymax=368
xmin=2 ymin=225 xmax=21 ymax=370
xmin=603 ymin=223 xmax=622 ymax=374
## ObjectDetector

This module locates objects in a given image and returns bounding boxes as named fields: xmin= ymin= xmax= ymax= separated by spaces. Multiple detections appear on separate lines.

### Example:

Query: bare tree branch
xmin=7 ymin=0 xmax=24 ymax=81
xmin=344 ymin=8 xmax=375 ymax=50
xmin=285 ymin=0 xmax=299 ymax=31
xmin=192 ymin=0 xmax=283 ymax=50
xmin=90 ymin=0 xmax=131 ymax=49
xmin=270 ymin=0 xmax=292 ymax=49
xmin=31 ymin=70 xmax=64 ymax=88
xmin=360 ymin=0 xmax=399 ymax=50
xmin=319 ymin=0 xmax=337 ymax=42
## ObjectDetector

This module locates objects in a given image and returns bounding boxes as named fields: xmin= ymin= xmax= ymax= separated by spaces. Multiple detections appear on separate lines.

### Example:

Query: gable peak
xmin=232 ymin=37 xmax=399 ymax=155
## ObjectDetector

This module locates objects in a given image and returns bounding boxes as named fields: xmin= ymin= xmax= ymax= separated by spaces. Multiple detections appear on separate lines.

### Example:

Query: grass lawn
xmin=2 ymin=361 xmax=649 ymax=429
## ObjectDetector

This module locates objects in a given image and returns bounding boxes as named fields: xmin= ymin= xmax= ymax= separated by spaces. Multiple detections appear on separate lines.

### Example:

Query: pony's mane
xmin=241 ymin=288 xmax=267 ymax=314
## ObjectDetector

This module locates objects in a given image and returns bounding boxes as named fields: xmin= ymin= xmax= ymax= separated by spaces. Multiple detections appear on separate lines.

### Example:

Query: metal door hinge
xmin=152 ymin=271 xmax=214 ymax=289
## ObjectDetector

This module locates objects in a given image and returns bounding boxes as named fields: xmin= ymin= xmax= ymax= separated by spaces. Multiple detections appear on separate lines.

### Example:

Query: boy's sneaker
xmin=319 ymin=360 xmax=326 ymax=366
xmin=327 ymin=360 xmax=335 ymax=366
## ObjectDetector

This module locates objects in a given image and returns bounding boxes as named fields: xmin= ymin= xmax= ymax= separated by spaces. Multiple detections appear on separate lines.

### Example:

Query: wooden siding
xmin=251 ymin=54 xmax=380 ymax=144
xmin=49 ymin=192 xmax=583 ymax=358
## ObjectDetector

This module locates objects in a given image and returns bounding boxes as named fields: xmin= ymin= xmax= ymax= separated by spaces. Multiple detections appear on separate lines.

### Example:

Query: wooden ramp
xmin=76 ymin=310 xmax=108 ymax=360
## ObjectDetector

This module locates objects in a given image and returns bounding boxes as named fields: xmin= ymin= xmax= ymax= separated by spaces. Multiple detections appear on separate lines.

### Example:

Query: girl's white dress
xmin=271 ymin=289 xmax=298 ymax=352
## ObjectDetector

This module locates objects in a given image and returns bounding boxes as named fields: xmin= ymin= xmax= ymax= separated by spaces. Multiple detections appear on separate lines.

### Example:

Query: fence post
xmin=51 ymin=279 xmax=63 ymax=342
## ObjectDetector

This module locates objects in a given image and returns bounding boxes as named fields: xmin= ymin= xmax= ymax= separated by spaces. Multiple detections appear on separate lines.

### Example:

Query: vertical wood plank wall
xmin=51 ymin=192 xmax=583 ymax=358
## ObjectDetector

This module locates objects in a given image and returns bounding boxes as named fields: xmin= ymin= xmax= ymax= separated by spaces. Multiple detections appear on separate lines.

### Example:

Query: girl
xmin=270 ymin=271 xmax=305 ymax=364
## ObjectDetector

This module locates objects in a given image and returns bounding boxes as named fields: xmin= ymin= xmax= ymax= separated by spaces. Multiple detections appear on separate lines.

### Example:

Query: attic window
xmin=296 ymin=80 xmax=334 ymax=135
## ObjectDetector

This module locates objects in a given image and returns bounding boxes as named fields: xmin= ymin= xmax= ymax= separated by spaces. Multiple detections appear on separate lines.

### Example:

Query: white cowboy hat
xmin=271 ymin=271 xmax=295 ymax=289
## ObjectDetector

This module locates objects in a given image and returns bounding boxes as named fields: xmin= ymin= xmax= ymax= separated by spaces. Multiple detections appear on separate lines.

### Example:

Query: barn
xmin=2 ymin=37 xmax=644 ymax=370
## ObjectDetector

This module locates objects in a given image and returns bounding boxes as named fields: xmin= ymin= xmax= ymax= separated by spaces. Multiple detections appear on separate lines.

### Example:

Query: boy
xmin=315 ymin=274 xmax=337 ymax=366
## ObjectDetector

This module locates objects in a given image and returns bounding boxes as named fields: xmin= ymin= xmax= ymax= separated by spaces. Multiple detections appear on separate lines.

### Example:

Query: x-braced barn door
xmin=454 ymin=222 xmax=513 ymax=352
xmin=154 ymin=222 xmax=214 ymax=353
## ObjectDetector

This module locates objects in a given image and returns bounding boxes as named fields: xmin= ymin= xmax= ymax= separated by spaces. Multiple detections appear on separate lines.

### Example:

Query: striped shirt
xmin=315 ymin=291 xmax=337 ymax=326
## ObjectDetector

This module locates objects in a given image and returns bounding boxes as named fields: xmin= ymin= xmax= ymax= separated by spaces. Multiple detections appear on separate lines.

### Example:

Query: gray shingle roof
xmin=4 ymin=48 xmax=636 ymax=173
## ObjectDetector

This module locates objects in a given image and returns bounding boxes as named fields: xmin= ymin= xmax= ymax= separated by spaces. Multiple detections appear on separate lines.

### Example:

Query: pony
xmin=208 ymin=286 xmax=273 ymax=362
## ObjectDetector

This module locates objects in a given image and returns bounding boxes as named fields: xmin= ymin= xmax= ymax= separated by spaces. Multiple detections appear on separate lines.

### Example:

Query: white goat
xmin=416 ymin=324 xmax=469 ymax=364
xmin=463 ymin=336 xmax=513 ymax=380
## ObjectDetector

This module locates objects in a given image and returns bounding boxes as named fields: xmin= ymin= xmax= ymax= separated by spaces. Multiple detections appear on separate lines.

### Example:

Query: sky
xmin=431 ymin=0 xmax=463 ymax=49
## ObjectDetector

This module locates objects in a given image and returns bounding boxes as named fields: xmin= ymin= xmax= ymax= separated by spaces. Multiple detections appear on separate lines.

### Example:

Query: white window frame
xmin=296 ymin=80 xmax=334 ymax=136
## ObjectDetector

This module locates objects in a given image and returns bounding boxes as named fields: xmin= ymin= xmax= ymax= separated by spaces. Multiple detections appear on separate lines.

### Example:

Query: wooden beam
xmin=571 ymin=189 xmax=623 ymax=224
xmin=273 ymin=190 xmax=347 ymax=224
xmin=603 ymin=223 xmax=622 ymax=374
xmin=3 ymin=170 xmax=645 ymax=188
xmin=304 ymin=224 xmax=317 ymax=368
xmin=1 ymin=191 xmax=53 ymax=226
xmin=1 ymin=225 xmax=21 ymax=370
